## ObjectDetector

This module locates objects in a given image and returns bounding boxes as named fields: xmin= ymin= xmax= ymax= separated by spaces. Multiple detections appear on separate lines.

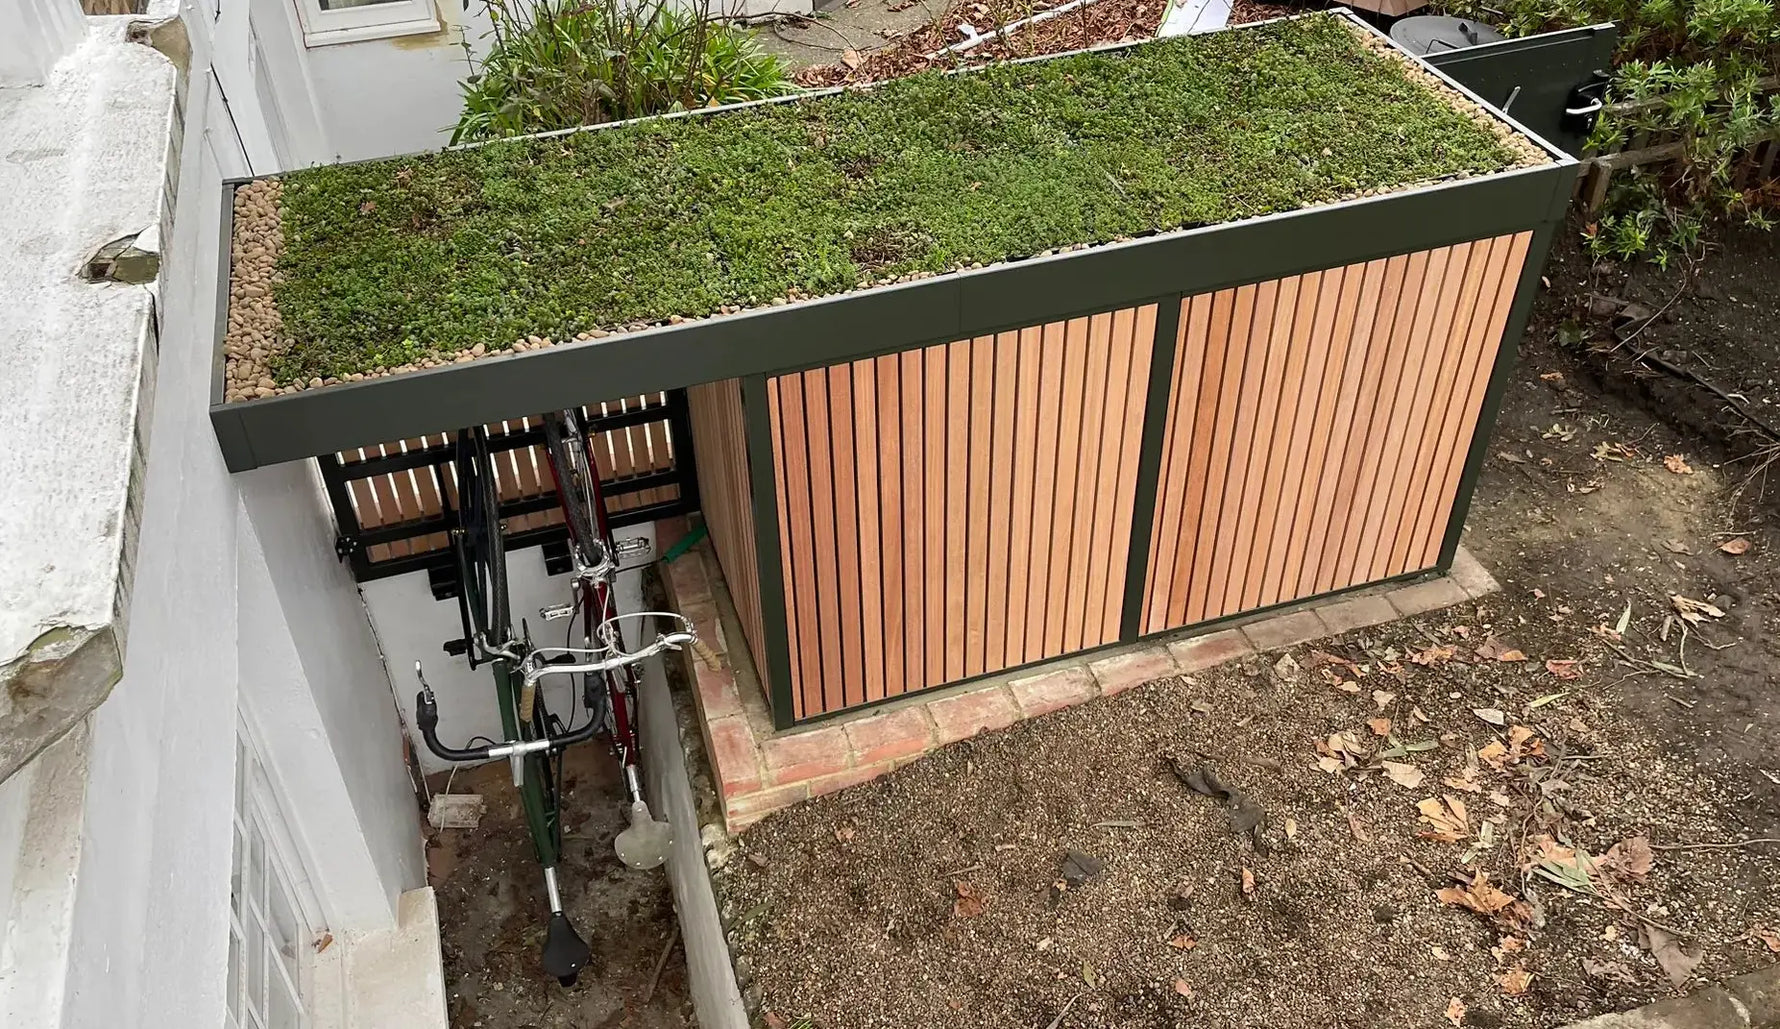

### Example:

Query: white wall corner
xmin=0 ymin=724 xmax=92 ymax=1029
xmin=313 ymin=887 xmax=449 ymax=1029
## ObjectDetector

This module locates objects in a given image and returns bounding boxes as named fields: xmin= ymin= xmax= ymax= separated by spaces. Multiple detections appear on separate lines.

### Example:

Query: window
xmin=290 ymin=0 xmax=439 ymax=47
xmin=227 ymin=725 xmax=326 ymax=1029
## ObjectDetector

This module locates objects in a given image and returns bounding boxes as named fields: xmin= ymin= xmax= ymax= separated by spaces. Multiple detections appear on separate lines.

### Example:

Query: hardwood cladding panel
xmin=685 ymin=380 xmax=768 ymax=689
xmin=1141 ymin=232 xmax=1531 ymax=635
xmin=770 ymin=308 xmax=1157 ymax=718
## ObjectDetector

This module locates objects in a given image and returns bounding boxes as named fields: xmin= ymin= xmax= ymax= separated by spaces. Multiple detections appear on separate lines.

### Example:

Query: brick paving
xmin=658 ymin=518 xmax=1499 ymax=831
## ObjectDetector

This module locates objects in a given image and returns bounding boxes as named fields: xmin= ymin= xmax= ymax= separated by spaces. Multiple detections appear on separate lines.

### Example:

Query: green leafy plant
xmin=270 ymin=17 xmax=1533 ymax=382
xmin=451 ymin=0 xmax=795 ymax=144
xmin=1480 ymin=0 xmax=1780 ymax=262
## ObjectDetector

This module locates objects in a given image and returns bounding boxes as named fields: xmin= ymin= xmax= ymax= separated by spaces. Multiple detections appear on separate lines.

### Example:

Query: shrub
xmin=452 ymin=0 xmax=795 ymax=144
xmin=1481 ymin=0 xmax=1780 ymax=263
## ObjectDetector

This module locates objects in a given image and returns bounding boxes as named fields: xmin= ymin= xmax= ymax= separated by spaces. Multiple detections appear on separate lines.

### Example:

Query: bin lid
xmin=1389 ymin=15 xmax=1506 ymax=56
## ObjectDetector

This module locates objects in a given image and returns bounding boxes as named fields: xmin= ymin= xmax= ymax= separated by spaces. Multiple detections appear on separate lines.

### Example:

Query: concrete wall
xmin=364 ymin=524 xmax=654 ymax=776
xmin=237 ymin=472 xmax=427 ymax=928
xmin=301 ymin=4 xmax=491 ymax=163
xmin=0 ymin=12 xmax=430 ymax=1026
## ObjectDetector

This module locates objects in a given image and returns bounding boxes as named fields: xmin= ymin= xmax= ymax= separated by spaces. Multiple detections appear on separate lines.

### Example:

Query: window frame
xmin=289 ymin=0 xmax=440 ymax=48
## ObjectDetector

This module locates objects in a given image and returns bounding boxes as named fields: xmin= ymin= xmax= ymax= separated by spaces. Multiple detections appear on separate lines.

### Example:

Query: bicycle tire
xmin=541 ymin=410 xmax=603 ymax=568
xmin=454 ymin=427 xmax=511 ymax=646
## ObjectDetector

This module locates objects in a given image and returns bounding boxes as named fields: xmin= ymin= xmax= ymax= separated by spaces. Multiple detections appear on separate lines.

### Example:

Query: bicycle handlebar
xmin=413 ymin=615 xmax=697 ymax=767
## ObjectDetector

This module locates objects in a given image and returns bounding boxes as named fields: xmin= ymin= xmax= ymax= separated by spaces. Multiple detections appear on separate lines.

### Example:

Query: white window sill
xmin=301 ymin=15 xmax=440 ymax=47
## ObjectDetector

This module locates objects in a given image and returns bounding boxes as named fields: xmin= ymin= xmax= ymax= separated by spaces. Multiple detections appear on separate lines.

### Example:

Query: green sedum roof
xmin=260 ymin=15 xmax=1536 ymax=384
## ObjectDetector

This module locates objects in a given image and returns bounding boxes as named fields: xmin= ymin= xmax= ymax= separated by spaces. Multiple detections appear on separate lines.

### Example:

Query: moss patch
xmin=264 ymin=16 xmax=1534 ymax=383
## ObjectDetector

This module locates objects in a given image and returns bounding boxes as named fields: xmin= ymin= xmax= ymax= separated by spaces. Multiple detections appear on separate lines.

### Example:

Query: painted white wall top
xmin=0 ymin=0 xmax=85 ymax=85
xmin=0 ymin=18 xmax=176 ymax=785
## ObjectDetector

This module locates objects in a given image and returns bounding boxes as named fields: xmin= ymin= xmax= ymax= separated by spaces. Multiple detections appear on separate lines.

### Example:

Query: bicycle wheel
xmin=454 ymin=426 xmax=511 ymax=646
xmin=541 ymin=410 xmax=605 ymax=568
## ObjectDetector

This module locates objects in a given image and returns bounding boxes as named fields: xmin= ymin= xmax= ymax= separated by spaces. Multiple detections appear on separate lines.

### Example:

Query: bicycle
xmin=414 ymin=415 xmax=696 ymax=985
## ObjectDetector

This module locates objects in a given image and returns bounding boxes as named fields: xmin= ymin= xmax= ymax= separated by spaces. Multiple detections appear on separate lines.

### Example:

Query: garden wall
xmin=689 ymin=232 xmax=1536 ymax=724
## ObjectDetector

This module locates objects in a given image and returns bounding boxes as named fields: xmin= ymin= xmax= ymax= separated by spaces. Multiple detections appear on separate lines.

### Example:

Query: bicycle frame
xmin=415 ymin=417 xmax=696 ymax=986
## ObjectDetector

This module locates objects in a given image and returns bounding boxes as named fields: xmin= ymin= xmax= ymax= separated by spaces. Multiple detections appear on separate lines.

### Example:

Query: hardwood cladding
xmin=1141 ymin=231 xmax=1532 ymax=633
xmin=769 ymin=308 xmax=1158 ymax=719
xmin=687 ymin=379 xmax=769 ymax=679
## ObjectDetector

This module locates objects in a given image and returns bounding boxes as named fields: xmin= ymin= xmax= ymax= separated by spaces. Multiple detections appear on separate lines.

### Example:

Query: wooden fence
xmin=1576 ymin=79 xmax=1780 ymax=211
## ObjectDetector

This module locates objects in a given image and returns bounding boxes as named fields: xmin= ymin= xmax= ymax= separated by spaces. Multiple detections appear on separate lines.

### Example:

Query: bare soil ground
xmin=713 ymin=237 xmax=1780 ymax=1028
xmin=429 ymin=750 xmax=694 ymax=1028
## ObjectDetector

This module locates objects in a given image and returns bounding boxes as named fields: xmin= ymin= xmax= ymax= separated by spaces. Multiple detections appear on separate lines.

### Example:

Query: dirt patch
xmin=710 ymin=271 xmax=1780 ymax=1028
xmin=1532 ymin=220 xmax=1780 ymax=495
xmin=429 ymin=749 xmax=693 ymax=1028
xmin=780 ymin=0 xmax=1302 ymax=86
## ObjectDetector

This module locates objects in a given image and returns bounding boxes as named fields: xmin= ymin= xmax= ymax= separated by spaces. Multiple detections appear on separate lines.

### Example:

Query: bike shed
xmin=208 ymin=13 xmax=1614 ymax=826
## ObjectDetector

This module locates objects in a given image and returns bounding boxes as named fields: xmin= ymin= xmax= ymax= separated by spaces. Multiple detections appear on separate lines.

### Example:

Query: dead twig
xmin=1651 ymin=837 xmax=1780 ymax=852
xmin=1043 ymin=992 xmax=1084 ymax=1029
xmin=641 ymin=929 xmax=679 ymax=1005
xmin=938 ymin=863 xmax=983 ymax=878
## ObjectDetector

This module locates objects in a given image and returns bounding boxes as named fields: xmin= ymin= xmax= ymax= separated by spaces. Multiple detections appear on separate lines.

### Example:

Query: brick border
xmin=658 ymin=514 xmax=1500 ymax=831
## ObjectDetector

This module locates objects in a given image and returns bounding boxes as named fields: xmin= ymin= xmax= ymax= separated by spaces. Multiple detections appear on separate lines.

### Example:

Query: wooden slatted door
xmin=770 ymin=307 xmax=1159 ymax=720
xmin=1140 ymin=232 xmax=1532 ymax=634
xmin=686 ymin=380 xmax=769 ymax=680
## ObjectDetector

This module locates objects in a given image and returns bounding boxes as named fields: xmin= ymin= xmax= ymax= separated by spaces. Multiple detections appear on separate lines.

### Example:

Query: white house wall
xmin=236 ymin=471 xmax=427 ymax=929
xmin=0 ymin=11 xmax=430 ymax=1025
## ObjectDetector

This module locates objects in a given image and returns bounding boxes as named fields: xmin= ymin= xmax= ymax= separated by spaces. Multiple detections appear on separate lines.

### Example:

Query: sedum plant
xmin=1485 ymin=0 xmax=1780 ymax=264
xmin=452 ymin=0 xmax=795 ymax=144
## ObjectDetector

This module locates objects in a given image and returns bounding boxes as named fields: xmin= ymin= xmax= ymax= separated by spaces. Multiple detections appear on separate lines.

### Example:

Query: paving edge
xmin=1560 ymin=964 xmax=1780 ymax=1029
xmin=638 ymin=655 xmax=749 ymax=1029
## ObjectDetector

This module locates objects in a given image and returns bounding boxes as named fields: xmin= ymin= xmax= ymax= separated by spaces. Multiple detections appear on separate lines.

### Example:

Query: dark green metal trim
xmin=740 ymin=375 xmax=798 ymax=731
xmin=1118 ymin=296 xmax=1185 ymax=642
xmin=1435 ymin=215 xmax=1567 ymax=572
xmin=779 ymin=563 xmax=1441 ymax=728
xmin=208 ymin=161 xmax=1571 ymax=472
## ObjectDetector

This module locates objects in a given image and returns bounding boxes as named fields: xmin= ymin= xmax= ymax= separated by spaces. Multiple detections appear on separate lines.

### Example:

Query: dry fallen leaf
xmin=1412 ymin=644 xmax=1458 ymax=666
xmin=1384 ymin=760 xmax=1426 ymax=789
xmin=1474 ymin=708 xmax=1508 ymax=727
xmin=835 ymin=824 xmax=856 ymax=843
xmin=1545 ymin=658 xmax=1583 ymax=680
xmin=1475 ymin=636 xmax=1526 ymax=662
xmin=1642 ymin=923 xmax=1702 ymax=987
xmin=1173 ymin=978 xmax=1194 ymax=998
xmin=1477 ymin=740 xmax=1510 ymax=769
xmin=953 ymin=880 xmax=987 ymax=918
xmin=1437 ymin=870 xmax=1518 ymax=917
xmin=841 ymin=48 xmax=862 ymax=68
xmin=1316 ymin=756 xmax=1345 ymax=775
xmin=1368 ymin=717 xmax=1393 ymax=737
xmin=1498 ymin=964 xmax=1534 ymax=996
xmin=1662 ymin=538 xmax=1693 ymax=555
xmin=1443 ymin=774 xmax=1484 ymax=794
xmin=1507 ymin=725 xmax=1545 ymax=761
xmin=1373 ymin=689 xmax=1396 ymax=711
xmin=1283 ymin=816 xmax=1298 ymax=840
xmin=1346 ymin=807 xmax=1372 ymax=842
xmin=1663 ymin=454 xmax=1693 ymax=474
xmin=1491 ymin=935 xmax=1526 ymax=961
xmin=1671 ymin=594 xmax=1726 ymax=624
xmin=1602 ymin=836 xmax=1655 ymax=882
xmin=1418 ymin=795 xmax=1470 ymax=843
xmin=313 ymin=931 xmax=334 ymax=954
xmin=1446 ymin=996 xmax=1467 ymax=1025
xmin=1582 ymin=956 xmax=1639 ymax=986
xmin=1168 ymin=934 xmax=1197 ymax=951
xmin=1411 ymin=706 xmax=1431 ymax=724
xmin=1240 ymin=867 xmax=1256 ymax=900
xmin=1720 ymin=537 xmax=1752 ymax=556
xmin=1753 ymin=925 xmax=1780 ymax=952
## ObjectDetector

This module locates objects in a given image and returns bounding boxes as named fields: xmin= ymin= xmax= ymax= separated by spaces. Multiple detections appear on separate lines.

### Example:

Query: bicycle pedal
xmin=614 ymin=801 xmax=671 ymax=870
xmin=614 ymin=536 xmax=652 ymax=560
xmin=538 ymin=603 xmax=575 ymax=621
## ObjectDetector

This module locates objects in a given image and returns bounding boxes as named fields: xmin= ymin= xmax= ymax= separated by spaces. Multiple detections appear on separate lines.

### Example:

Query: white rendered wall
xmin=237 ymin=470 xmax=427 ymax=928
xmin=364 ymin=524 xmax=653 ymax=777
xmin=0 ymin=16 xmax=430 ymax=1028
